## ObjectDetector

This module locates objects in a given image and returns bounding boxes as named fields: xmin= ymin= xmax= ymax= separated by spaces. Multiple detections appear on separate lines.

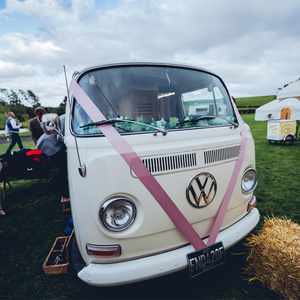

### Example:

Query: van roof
xmin=73 ymin=62 xmax=218 ymax=80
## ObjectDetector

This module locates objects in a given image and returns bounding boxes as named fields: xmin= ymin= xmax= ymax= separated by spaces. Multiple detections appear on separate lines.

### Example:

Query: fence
xmin=238 ymin=106 xmax=258 ymax=114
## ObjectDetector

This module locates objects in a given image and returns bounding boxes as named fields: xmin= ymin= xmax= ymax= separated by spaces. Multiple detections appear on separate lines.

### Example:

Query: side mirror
xmin=56 ymin=130 xmax=64 ymax=143
xmin=57 ymin=114 xmax=65 ymax=137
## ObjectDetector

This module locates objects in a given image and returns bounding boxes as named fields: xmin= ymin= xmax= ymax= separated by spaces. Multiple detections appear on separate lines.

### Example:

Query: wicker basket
xmin=43 ymin=234 xmax=72 ymax=275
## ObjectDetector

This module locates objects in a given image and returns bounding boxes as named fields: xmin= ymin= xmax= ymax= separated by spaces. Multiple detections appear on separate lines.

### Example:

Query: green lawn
xmin=236 ymin=95 xmax=276 ymax=108
xmin=243 ymin=114 xmax=300 ymax=223
xmin=0 ymin=140 xmax=34 ymax=155
xmin=0 ymin=116 xmax=299 ymax=300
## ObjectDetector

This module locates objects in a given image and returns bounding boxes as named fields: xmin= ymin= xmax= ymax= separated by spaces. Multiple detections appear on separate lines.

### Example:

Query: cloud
xmin=0 ymin=0 xmax=300 ymax=105
xmin=0 ymin=33 xmax=65 ymax=64
xmin=0 ymin=60 xmax=34 ymax=78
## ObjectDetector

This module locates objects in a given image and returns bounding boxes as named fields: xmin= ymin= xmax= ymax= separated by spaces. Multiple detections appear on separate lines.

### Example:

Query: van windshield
xmin=72 ymin=66 xmax=237 ymax=136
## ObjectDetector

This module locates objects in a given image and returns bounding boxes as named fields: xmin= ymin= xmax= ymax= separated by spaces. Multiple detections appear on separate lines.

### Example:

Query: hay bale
xmin=246 ymin=217 xmax=300 ymax=300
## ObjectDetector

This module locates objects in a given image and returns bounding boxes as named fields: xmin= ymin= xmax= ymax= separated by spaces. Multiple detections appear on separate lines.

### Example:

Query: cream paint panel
xmin=65 ymin=123 xmax=255 ymax=264
xmin=78 ymin=209 xmax=260 ymax=286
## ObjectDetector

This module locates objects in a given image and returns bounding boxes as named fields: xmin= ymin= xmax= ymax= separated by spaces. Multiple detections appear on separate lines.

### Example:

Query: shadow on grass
xmin=0 ymin=180 xmax=279 ymax=300
xmin=1 ymin=115 xmax=294 ymax=300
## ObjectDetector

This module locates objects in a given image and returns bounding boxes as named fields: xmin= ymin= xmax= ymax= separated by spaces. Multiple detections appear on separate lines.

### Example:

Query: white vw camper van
xmin=64 ymin=63 xmax=259 ymax=286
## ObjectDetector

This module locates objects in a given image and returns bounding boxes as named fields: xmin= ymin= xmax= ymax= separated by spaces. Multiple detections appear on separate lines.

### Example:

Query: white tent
xmin=255 ymin=98 xmax=300 ymax=121
xmin=277 ymin=79 xmax=300 ymax=100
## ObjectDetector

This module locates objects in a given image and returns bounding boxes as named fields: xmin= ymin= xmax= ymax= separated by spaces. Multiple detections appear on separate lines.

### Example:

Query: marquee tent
xmin=255 ymin=98 xmax=300 ymax=121
xmin=277 ymin=79 xmax=300 ymax=100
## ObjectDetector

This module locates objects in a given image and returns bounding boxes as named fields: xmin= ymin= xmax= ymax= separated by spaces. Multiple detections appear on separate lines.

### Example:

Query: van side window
xmin=72 ymin=99 xmax=102 ymax=136
xmin=214 ymin=86 xmax=235 ymax=118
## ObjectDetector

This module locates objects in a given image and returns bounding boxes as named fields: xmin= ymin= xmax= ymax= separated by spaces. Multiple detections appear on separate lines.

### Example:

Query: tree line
xmin=0 ymin=88 xmax=65 ymax=128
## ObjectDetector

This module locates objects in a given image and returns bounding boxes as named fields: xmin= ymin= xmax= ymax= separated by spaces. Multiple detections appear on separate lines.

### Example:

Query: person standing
xmin=5 ymin=112 xmax=23 ymax=156
xmin=29 ymin=107 xmax=46 ymax=145
xmin=37 ymin=114 xmax=69 ymax=201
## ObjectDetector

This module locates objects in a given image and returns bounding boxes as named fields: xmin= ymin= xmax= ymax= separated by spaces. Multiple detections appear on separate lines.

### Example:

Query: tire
xmin=284 ymin=135 xmax=294 ymax=145
xmin=68 ymin=234 xmax=85 ymax=276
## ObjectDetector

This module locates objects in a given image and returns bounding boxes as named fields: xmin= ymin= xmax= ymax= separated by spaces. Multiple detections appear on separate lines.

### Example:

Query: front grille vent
xmin=204 ymin=145 xmax=240 ymax=164
xmin=141 ymin=152 xmax=197 ymax=175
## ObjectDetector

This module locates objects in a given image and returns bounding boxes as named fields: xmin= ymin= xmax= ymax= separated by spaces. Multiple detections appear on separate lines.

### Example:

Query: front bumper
xmin=78 ymin=208 xmax=260 ymax=286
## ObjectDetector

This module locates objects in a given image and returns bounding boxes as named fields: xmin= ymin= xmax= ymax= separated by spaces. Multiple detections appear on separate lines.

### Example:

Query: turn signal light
xmin=86 ymin=244 xmax=121 ymax=257
xmin=247 ymin=196 xmax=257 ymax=212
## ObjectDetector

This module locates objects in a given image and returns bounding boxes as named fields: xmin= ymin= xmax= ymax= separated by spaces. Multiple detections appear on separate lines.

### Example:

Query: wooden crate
xmin=43 ymin=234 xmax=72 ymax=275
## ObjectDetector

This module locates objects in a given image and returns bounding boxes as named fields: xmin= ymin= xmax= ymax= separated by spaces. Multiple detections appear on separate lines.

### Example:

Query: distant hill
xmin=236 ymin=95 xmax=276 ymax=108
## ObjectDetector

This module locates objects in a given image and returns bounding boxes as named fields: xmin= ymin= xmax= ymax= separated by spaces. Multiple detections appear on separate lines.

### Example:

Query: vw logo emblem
xmin=186 ymin=172 xmax=217 ymax=208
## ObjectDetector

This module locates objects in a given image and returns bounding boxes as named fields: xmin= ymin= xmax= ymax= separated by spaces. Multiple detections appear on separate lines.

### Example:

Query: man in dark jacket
xmin=29 ymin=107 xmax=46 ymax=145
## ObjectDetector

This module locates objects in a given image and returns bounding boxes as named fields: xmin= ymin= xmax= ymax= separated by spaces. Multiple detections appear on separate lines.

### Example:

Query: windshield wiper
xmin=177 ymin=115 xmax=238 ymax=128
xmin=80 ymin=118 xmax=168 ymax=135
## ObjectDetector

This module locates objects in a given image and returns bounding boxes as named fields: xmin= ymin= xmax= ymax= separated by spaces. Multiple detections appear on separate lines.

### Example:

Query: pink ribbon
xmin=70 ymin=80 xmax=247 ymax=250
xmin=207 ymin=130 xmax=247 ymax=245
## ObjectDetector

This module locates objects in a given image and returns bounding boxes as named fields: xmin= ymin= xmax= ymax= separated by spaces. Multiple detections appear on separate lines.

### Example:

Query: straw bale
xmin=246 ymin=217 xmax=300 ymax=300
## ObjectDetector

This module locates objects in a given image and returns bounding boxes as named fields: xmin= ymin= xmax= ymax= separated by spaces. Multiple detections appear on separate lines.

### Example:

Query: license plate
xmin=187 ymin=242 xmax=225 ymax=278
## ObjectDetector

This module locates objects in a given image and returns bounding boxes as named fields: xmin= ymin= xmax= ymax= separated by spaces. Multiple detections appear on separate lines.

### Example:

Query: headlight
xmin=241 ymin=168 xmax=257 ymax=193
xmin=99 ymin=197 xmax=137 ymax=232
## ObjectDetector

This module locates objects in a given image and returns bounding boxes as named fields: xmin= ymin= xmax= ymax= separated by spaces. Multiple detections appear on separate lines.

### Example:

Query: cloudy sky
xmin=0 ymin=0 xmax=299 ymax=106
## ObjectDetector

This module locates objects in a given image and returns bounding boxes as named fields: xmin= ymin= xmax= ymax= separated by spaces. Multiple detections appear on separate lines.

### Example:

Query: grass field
xmin=0 ymin=115 xmax=299 ymax=300
xmin=0 ymin=140 xmax=34 ymax=154
xmin=236 ymin=95 xmax=276 ymax=108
